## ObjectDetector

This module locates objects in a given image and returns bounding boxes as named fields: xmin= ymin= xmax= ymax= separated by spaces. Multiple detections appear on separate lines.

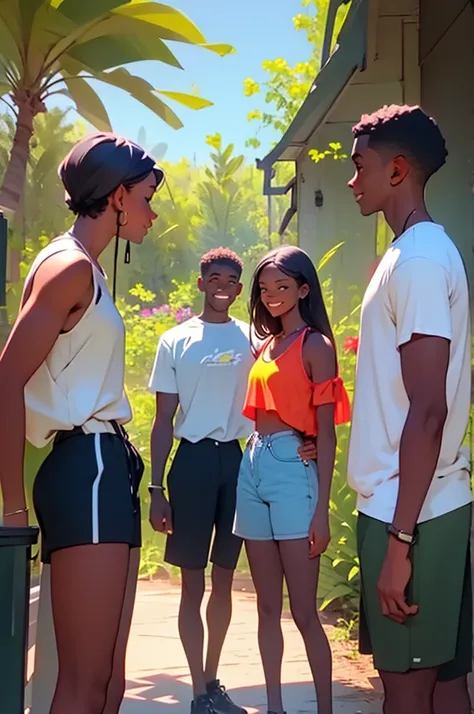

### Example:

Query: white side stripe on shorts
xmin=92 ymin=433 xmax=105 ymax=544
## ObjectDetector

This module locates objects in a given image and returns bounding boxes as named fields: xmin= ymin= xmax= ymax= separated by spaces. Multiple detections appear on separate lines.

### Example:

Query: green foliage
xmin=0 ymin=0 xmax=234 ymax=218
xmin=99 ymin=142 xmax=300 ymax=302
xmin=1 ymin=104 xmax=84 ymax=310
xmin=196 ymin=135 xmax=263 ymax=252
xmin=4 ymin=100 xmax=362 ymax=610
xmin=168 ymin=273 xmax=200 ymax=313
xmin=119 ymin=239 xmax=361 ymax=604
xmin=0 ymin=0 xmax=233 ymax=131
xmin=316 ymin=251 xmax=361 ymax=614
xmin=0 ymin=108 xmax=85 ymax=233
xmin=309 ymin=141 xmax=348 ymax=164
xmin=243 ymin=0 xmax=351 ymax=147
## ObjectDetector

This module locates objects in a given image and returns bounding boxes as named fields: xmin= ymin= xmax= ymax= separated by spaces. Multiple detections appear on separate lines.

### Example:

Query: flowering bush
xmin=343 ymin=336 xmax=359 ymax=353
xmin=141 ymin=304 xmax=172 ymax=318
xmin=317 ymin=272 xmax=361 ymax=614
xmin=140 ymin=303 xmax=195 ymax=323
xmin=121 ymin=250 xmax=365 ymax=595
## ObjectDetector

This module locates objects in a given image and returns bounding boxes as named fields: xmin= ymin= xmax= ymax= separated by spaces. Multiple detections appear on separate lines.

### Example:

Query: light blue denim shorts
xmin=233 ymin=430 xmax=319 ymax=541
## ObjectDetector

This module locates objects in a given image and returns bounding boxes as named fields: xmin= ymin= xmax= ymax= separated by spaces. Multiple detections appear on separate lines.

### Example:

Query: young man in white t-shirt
xmin=148 ymin=248 xmax=252 ymax=714
xmin=347 ymin=105 xmax=472 ymax=714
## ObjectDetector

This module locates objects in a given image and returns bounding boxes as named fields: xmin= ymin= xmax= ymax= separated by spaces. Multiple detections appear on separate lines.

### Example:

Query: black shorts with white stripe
xmin=33 ymin=424 xmax=143 ymax=564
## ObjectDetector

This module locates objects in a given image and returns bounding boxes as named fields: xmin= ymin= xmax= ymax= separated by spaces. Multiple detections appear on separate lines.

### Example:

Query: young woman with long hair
xmin=233 ymin=245 xmax=350 ymax=714
xmin=0 ymin=133 xmax=164 ymax=714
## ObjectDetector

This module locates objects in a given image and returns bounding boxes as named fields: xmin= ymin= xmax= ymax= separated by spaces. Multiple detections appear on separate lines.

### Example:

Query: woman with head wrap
xmin=0 ymin=132 xmax=164 ymax=714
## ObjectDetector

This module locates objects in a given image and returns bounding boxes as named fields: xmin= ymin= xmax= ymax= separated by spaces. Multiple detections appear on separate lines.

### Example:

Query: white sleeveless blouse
xmin=23 ymin=236 xmax=132 ymax=448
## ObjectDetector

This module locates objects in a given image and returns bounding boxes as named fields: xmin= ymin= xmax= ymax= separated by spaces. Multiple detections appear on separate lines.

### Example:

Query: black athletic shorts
xmin=165 ymin=438 xmax=243 ymax=570
xmin=33 ymin=422 xmax=144 ymax=564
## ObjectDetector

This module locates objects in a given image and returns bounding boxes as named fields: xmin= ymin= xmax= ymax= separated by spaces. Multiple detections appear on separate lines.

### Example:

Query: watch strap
xmin=387 ymin=523 xmax=416 ymax=545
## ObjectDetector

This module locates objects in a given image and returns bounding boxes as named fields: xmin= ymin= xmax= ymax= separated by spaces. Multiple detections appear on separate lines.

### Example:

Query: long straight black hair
xmin=249 ymin=245 xmax=335 ymax=355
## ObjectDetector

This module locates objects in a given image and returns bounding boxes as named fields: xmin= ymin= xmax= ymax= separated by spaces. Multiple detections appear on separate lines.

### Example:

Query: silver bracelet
xmin=148 ymin=484 xmax=165 ymax=493
xmin=4 ymin=507 xmax=28 ymax=517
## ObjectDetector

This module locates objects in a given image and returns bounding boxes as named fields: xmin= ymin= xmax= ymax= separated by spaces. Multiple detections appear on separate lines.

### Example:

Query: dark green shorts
xmin=358 ymin=504 xmax=472 ymax=679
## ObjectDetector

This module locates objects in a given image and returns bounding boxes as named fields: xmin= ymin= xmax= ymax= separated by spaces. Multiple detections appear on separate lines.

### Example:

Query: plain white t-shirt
xmin=149 ymin=316 xmax=254 ymax=443
xmin=348 ymin=222 xmax=472 ymax=523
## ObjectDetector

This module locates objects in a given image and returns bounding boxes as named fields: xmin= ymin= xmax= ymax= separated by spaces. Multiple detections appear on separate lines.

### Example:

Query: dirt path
xmin=122 ymin=581 xmax=382 ymax=714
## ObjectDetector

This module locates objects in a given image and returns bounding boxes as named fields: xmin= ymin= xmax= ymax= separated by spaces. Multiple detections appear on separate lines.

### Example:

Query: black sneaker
xmin=206 ymin=680 xmax=247 ymax=714
xmin=191 ymin=694 xmax=216 ymax=714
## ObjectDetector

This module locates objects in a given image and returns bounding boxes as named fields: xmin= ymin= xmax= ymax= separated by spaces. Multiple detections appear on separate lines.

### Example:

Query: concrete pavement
xmin=27 ymin=579 xmax=382 ymax=713
xmin=121 ymin=582 xmax=382 ymax=714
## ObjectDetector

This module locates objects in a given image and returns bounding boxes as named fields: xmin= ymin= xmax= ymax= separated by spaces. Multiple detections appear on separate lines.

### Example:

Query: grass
xmin=329 ymin=615 xmax=359 ymax=642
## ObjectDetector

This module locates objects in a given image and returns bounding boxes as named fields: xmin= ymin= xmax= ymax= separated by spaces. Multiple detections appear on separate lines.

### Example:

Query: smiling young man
xmin=347 ymin=105 xmax=472 ymax=714
xmin=148 ymin=248 xmax=252 ymax=714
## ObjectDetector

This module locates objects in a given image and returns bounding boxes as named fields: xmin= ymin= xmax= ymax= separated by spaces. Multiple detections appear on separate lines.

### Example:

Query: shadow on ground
xmin=123 ymin=672 xmax=382 ymax=714
xmin=27 ymin=579 xmax=382 ymax=714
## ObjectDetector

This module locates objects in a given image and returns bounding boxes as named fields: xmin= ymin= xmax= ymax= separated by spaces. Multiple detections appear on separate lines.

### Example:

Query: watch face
xmin=387 ymin=524 xmax=414 ymax=544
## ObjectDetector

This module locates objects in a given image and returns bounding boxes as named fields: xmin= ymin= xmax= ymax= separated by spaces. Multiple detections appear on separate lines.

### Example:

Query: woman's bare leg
xmin=279 ymin=540 xmax=332 ymax=714
xmin=246 ymin=540 xmax=284 ymax=714
xmin=49 ymin=543 xmax=130 ymax=714
xmin=103 ymin=547 xmax=140 ymax=714
xmin=31 ymin=564 xmax=58 ymax=714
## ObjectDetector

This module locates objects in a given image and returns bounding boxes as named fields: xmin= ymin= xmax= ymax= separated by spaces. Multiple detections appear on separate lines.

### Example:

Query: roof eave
xmin=257 ymin=0 xmax=369 ymax=188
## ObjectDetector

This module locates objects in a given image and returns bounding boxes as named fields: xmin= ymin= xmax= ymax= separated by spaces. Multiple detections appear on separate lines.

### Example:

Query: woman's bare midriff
xmin=255 ymin=409 xmax=295 ymax=436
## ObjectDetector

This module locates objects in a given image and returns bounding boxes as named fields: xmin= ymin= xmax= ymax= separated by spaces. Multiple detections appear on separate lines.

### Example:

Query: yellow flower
xmin=243 ymin=78 xmax=260 ymax=97
xmin=247 ymin=110 xmax=262 ymax=121
xmin=205 ymin=133 xmax=222 ymax=151
xmin=293 ymin=14 xmax=312 ymax=31
xmin=262 ymin=58 xmax=288 ymax=74
xmin=294 ymin=62 xmax=309 ymax=76
xmin=289 ymin=83 xmax=307 ymax=99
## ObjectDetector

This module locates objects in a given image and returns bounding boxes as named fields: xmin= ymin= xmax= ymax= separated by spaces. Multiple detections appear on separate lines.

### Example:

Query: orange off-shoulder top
xmin=243 ymin=328 xmax=351 ymax=436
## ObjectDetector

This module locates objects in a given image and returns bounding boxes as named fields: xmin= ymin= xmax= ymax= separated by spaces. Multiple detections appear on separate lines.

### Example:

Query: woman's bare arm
xmin=304 ymin=332 xmax=337 ymax=556
xmin=0 ymin=252 xmax=92 ymax=523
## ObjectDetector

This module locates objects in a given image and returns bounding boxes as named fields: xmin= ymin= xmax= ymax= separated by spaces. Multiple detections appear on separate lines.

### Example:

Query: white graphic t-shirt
xmin=149 ymin=316 xmax=254 ymax=442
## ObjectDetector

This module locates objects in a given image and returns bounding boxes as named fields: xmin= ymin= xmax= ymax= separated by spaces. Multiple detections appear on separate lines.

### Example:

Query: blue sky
xmin=48 ymin=0 xmax=312 ymax=165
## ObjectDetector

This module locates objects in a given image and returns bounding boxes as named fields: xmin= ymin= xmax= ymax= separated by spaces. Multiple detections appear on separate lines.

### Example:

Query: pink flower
xmin=141 ymin=308 xmax=152 ymax=318
xmin=175 ymin=307 xmax=194 ymax=323
xmin=344 ymin=336 xmax=359 ymax=353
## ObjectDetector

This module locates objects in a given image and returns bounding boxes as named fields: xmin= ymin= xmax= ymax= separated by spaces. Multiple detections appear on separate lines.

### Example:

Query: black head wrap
xmin=58 ymin=132 xmax=165 ymax=301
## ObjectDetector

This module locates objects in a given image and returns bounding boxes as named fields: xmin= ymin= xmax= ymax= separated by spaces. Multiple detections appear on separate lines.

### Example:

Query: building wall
xmin=420 ymin=0 xmax=474 ymax=285
xmin=420 ymin=2 xmax=474 ymax=706
xmin=297 ymin=0 xmax=420 ymax=316
xmin=297 ymin=123 xmax=373 ymax=317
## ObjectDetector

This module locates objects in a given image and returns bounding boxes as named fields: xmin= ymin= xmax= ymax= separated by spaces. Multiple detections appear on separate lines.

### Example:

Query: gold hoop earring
xmin=118 ymin=210 xmax=128 ymax=227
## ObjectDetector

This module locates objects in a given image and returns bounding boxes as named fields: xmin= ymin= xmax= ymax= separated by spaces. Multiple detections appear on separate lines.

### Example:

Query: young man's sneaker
xmin=206 ymin=680 xmax=247 ymax=714
xmin=191 ymin=694 xmax=217 ymax=714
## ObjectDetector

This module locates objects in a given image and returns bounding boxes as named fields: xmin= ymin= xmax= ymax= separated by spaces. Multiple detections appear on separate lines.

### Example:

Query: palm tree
xmin=0 ymin=0 xmax=232 ymax=214
xmin=0 ymin=108 xmax=87 ymax=285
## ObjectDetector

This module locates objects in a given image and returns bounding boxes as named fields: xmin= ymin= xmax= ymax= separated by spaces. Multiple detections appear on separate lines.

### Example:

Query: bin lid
xmin=0 ymin=526 xmax=39 ymax=546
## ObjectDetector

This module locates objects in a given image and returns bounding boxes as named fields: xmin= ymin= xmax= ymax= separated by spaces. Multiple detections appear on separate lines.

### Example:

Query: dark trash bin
xmin=0 ymin=526 xmax=39 ymax=714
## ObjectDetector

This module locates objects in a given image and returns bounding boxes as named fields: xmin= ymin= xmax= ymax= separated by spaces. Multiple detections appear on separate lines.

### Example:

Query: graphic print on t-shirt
xmin=201 ymin=349 xmax=243 ymax=366
xmin=149 ymin=316 xmax=254 ymax=443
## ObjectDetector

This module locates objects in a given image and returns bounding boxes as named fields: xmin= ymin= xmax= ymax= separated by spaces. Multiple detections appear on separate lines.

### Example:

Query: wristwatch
xmin=387 ymin=523 xmax=416 ymax=545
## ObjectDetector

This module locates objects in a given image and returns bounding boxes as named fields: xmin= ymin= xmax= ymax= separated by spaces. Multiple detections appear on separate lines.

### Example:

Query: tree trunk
xmin=0 ymin=91 xmax=45 ymax=308
xmin=0 ymin=98 xmax=38 ymax=213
